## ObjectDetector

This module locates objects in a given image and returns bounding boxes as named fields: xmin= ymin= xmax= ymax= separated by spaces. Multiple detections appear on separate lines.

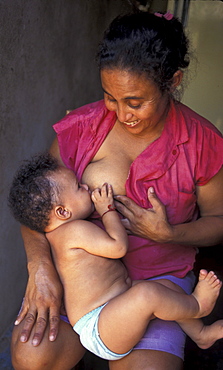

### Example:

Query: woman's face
xmin=101 ymin=68 xmax=170 ymax=134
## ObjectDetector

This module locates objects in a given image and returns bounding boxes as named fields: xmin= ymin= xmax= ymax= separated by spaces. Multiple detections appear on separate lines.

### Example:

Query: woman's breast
xmin=82 ymin=155 xmax=131 ymax=195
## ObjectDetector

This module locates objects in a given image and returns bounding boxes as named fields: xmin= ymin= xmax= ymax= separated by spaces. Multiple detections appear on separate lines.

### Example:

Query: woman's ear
xmin=55 ymin=206 xmax=71 ymax=220
xmin=171 ymin=70 xmax=183 ymax=91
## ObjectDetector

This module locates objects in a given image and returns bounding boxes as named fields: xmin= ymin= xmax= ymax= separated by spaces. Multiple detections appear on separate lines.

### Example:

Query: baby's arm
xmin=50 ymin=184 xmax=128 ymax=259
xmin=89 ymin=183 xmax=129 ymax=258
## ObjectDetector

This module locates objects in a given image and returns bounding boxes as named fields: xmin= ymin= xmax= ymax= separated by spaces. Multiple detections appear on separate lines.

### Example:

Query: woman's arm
xmin=15 ymin=226 xmax=63 ymax=346
xmin=15 ymin=137 xmax=67 ymax=346
xmin=115 ymin=167 xmax=223 ymax=247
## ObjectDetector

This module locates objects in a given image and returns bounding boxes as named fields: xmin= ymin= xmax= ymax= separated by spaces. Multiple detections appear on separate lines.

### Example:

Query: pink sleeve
xmin=53 ymin=100 xmax=116 ymax=180
xmin=195 ymin=124 xmax=223 ymax=186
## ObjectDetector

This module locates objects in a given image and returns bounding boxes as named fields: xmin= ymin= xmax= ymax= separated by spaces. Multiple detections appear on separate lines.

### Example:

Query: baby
xmin=9 ymin=152 xmax=223 ymax=361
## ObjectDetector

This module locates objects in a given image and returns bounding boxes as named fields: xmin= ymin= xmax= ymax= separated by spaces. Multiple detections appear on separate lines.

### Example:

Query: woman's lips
xmin=123 ymin=120 xmax=140 ymax=127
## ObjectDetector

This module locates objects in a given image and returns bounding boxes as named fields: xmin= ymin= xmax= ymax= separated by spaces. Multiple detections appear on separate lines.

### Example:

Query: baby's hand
xmin=91 ymin=183 xmax=114 ymax=216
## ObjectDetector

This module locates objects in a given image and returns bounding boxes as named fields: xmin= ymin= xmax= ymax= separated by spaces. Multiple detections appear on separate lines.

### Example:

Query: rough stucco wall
xmin=0 ymin=0 xmax=131 ymax=338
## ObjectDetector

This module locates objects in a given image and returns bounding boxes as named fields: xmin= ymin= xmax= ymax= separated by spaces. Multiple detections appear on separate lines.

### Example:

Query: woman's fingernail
xmin=32 ymin=338 xmax=39 ymax=346
xmin=49 ymin=334 xmax=55 ymax=341
xmin=20 ymin=335 xmax=26 ymax=342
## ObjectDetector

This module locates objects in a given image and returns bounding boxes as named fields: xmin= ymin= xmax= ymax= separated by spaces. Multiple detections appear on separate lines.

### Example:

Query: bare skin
xmin=98 ymin=270 xmax=223 ymax=354
xmin=49 ymin=181 xmax=223 ymax=358
xmin=17 ymin=167 xmax=223 ymax=360
xmin=47 ymin=176 xmax=130 ymax=324
xmin=11 ymin=69 xmax=223 ymax=370
xmin=11 ymin=320 xmax=86 ymax=370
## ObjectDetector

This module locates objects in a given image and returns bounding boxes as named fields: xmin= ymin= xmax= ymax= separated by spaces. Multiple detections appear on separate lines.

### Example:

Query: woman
xmin=11 ymin=11 xmax=223 ymax=370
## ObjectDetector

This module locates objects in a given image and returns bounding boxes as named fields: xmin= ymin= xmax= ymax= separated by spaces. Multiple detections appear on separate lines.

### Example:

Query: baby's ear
xmin=55 ymin=206 xmax=71 ymax=220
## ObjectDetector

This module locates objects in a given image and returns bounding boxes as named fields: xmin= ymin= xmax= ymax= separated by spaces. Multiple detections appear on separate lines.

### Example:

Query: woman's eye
xmin=129 ymin=104 xmax=141 ymax=109
xmin=107 ymin=96 xmax=116 ymax=103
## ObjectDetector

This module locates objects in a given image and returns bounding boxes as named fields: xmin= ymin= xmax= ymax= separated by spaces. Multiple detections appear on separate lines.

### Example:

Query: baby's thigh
xmin=152 ymin=279 xmax=185 ymax=294
xmin=133 ymin=278 xmax=185 ymax=294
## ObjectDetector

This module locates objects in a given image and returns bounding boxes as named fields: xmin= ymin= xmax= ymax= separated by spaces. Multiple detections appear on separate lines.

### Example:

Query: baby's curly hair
xmin=8 ymin=152 xmax=60 ymax=233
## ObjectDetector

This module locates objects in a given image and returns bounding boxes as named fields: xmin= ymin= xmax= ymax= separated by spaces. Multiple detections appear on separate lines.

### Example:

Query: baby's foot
xmin=196 ymin=320 xmax=223 ymax=349
xmin=192 ymin=269 xmax=222 ymax=318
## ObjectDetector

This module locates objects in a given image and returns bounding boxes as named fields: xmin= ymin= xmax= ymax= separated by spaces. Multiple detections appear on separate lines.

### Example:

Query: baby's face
xmin=53 ymin=167 xmax=94 ymax=219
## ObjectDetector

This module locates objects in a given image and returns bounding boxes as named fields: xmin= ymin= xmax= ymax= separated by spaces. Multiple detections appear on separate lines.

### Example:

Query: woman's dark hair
xmin=97 ymin=12 xmax=190 ymax=96
xmin=8 ymin=153 xmax=59 ymax=233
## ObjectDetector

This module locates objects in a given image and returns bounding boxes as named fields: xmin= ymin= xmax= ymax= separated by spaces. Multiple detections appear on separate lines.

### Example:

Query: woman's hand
xmin=114 ymin=187 xmax=173 ymax=243
xmin=15 ymin=261 xmax=63 ymax=346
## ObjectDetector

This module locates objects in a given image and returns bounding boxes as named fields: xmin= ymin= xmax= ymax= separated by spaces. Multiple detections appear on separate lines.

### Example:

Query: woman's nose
xmin=116 ymin=105 xmax=133 ymax=123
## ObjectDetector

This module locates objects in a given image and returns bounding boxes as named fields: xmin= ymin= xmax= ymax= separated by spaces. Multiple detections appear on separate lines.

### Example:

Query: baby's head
xmin=8 ymin=153 xmax=93 ymax=233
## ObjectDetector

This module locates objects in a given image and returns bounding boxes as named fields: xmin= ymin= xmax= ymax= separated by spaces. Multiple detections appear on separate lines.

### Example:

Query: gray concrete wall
xmin=0 ymin=0 xmax=131 ymax=339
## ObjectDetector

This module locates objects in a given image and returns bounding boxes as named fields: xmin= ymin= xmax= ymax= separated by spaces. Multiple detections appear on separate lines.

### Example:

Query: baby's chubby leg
xmin=153 ymin=269 xmax=221 ymax=321
xmin=98 ymin=270 xmax=221 ymax=355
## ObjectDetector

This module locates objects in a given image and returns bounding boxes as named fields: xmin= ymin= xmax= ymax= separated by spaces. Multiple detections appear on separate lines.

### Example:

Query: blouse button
xmin=172 ymin=149 xmax=177 ymax=155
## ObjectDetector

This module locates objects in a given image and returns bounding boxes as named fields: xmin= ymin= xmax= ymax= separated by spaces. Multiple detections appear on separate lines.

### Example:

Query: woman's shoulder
xmin=69 ymin=99 xmax=107 ymax=117
xmin=53 ymin=100 xmax=109 ymax=132
xmin=172 ymin=102 xmax=223 ymax=186
xmin=176 ymin=102 xmax=222 ymax=137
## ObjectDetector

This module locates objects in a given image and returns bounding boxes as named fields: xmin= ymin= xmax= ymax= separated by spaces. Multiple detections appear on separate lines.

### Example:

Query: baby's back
xmin=48 ymin=229 xmax=131 ymax=326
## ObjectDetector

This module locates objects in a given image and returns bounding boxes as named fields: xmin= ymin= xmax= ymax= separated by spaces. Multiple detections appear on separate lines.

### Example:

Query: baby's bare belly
xmin=64 ymin=256 xmax=131 ymax=326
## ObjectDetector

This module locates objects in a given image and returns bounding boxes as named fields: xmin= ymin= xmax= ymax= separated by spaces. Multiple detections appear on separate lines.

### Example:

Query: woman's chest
xmin=82 ymin=124 xmax=145 ymax=194
xmin=82 ymin=150 xmax=131 ymax=195
xmin=81 ymin=126 xmax=151 ymax=195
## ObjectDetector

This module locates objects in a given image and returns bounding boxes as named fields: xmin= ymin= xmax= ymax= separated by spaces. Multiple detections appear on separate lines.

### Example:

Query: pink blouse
xmin=54 ymin=100 xmax=223 ymax=280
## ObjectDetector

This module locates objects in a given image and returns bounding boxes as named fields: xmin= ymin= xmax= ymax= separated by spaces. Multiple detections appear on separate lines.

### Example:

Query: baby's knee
xmin=131 ymin=281 xmax=158 ymax=306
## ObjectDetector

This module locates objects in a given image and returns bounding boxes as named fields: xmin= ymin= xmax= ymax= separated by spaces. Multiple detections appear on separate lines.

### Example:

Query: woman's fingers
xmin=19 ymin=311 xmax=37 ymax=343
xmin=115 ymin=189 xmax=172 ymax=242
xmin=30 ymin=306 xmax=60 ymax=345
xmin=20 ymin=308 xmax=59 ymax=346
xmin=147 ymin=186 xmax=164 ymax=212
xmin=31 ymin=313 xmax=48 ymax=346
xmin=48 ymin=308 xmax=61 ymax=342
xmin=14 ymin=298 xmax=28 ymax=326
xmin=114 ymin=196 xmax=139 ymax=217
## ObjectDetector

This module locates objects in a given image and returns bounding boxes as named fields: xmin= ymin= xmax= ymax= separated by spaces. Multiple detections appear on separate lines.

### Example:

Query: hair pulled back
xmin=97 ymin=12 xmax=190 ymax=95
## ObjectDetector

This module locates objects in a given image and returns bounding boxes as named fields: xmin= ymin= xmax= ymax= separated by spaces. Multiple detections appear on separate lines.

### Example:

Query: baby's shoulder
xmin=47 ymin=219 xmax=98 ymax=247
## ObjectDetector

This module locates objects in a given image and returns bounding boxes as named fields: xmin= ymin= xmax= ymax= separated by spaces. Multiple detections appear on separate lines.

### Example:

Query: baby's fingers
xmin=91 ymin=188 xmax=101 ymax=201
xmin=101 ymin=183 xmax=113 ymax=197
xmin=107 ymin=184 xmax=113 ymax=197
xmin=101 ymin=183 xmax=108 ymax=195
